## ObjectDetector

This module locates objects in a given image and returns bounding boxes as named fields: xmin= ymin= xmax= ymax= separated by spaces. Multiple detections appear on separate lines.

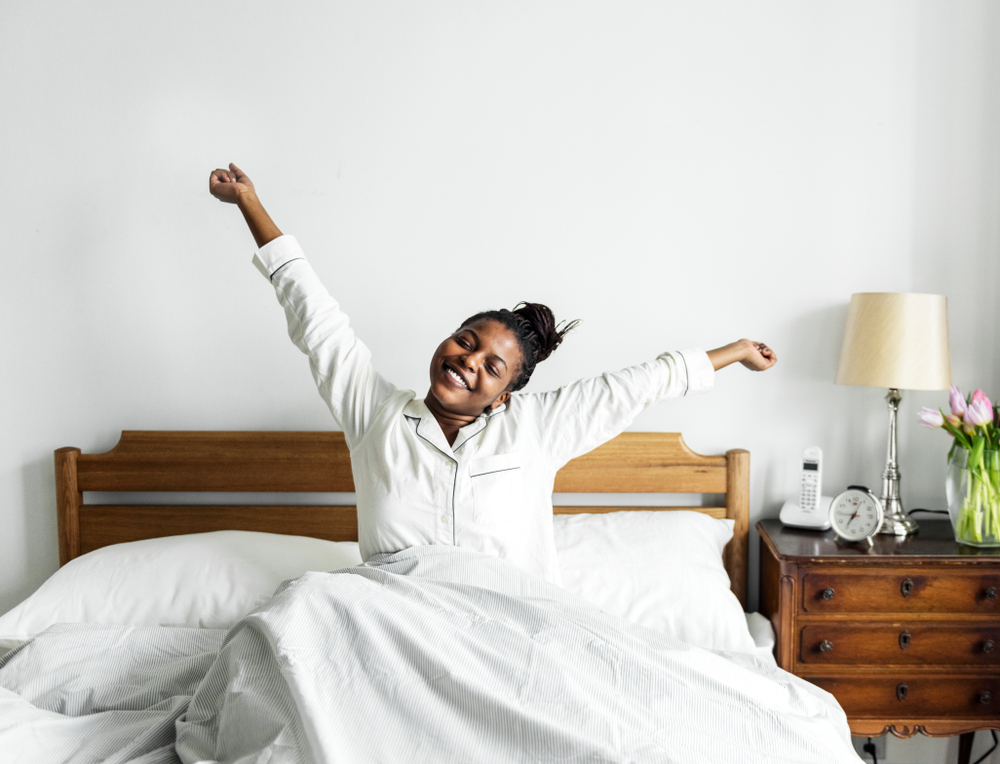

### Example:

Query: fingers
xmin=210 ymin=168 xmax=237 ymax=184
xmin=229 ymin=162 xmax=246 ymax=181
xmin=209 ymin=167 xmax=241 ymax=203
xmin=747 ymin=341 xmax=776 ymax=371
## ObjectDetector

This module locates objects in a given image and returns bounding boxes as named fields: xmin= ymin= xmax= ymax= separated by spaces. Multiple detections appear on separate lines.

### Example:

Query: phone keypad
xmin=801 ymin=474 xmax=819 ymax=509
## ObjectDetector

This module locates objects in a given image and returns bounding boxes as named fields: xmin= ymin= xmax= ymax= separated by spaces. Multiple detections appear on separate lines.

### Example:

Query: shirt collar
xmin=485 ymin=402 xmax=507 ymax=417
xmin=403 ymin=398 xmax=507 ymax=457
xmin=402 ymin=398 xmax=507 ymax=422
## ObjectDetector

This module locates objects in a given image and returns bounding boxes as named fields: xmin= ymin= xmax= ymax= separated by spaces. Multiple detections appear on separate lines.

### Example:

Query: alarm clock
xmin=829 ymin=485 xmax=884 ymax=543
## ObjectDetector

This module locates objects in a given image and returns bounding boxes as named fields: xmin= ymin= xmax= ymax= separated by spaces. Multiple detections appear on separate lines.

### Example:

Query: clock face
xmin=830 ymin=489 xmax=884 ymax=541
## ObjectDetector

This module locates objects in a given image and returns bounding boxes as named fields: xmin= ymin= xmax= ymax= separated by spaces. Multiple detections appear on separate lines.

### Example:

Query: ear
xmin=488 ymin=390 xmax=511 ymax=411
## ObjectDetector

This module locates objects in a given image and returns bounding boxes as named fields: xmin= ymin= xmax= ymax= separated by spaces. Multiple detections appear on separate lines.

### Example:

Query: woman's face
xmin=428 ymin=319 xmax=523 ymax=417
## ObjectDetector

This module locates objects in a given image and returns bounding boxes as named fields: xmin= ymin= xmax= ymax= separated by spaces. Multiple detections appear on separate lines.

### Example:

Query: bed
xmin=0 ymin=430 xmax=862 ymax=763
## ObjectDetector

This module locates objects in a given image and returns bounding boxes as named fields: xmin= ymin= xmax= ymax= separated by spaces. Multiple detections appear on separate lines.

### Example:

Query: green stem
xmin=954 ymin=454 xmax=1000 ymax=545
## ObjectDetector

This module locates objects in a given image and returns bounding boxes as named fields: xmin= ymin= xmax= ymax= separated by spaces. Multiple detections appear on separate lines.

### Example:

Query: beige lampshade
xmin=835 ymin=292 xmax=951 ymax=391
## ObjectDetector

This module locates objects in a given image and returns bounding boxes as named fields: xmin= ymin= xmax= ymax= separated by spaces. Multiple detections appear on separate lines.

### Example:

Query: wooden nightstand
xmin=758 ymin=519 xmax=1000 ymax=762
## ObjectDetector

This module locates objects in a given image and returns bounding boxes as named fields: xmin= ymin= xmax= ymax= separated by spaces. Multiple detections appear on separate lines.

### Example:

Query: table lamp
xmin=835 ymin=293 xmax=952 ymax=536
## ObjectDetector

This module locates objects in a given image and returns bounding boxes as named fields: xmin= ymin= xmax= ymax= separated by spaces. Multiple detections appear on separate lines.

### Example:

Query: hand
xmin=707 ymin=339 xmax=777 ymax=372
xmin=209 ymin=162 xmax=282 ymax=247
xmin=209 ymin=163 xmax=255 ymax=204
xmin=739 ymin=340 xmax=777 ymax=371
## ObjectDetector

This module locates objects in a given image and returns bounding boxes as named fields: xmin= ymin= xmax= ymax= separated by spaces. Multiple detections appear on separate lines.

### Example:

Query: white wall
xmin=2 ymin=2 xmax=998 ymax=760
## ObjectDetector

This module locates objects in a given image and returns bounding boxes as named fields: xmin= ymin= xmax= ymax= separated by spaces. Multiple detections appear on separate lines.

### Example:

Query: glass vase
xmin=946 ymin=447 xmax=1000 ymax=547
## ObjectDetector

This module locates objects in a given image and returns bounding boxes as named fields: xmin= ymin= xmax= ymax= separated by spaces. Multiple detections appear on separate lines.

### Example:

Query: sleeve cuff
xmin=251 ymin=235 xmax=305 ymax=280
xmin=677 ymin=349 xmax=714 ymax=395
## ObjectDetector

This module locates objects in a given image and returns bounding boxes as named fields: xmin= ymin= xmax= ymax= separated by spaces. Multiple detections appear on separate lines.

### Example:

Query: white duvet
xmin=0 ymin=546 xmax=862 ymax=763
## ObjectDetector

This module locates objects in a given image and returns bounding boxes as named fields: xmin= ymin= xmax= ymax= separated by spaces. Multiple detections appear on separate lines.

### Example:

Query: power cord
xmin=907 ymin=508 xmax=950 ymax=517
xmin=972 ymin=730 xmax=999 ymax=764
xmin=862 ymin=738 xmax=878 ymax=764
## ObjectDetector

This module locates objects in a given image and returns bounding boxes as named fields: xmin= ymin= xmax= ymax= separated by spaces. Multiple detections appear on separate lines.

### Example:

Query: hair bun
xmin=512 ymin=302 xmax=579 ymax=364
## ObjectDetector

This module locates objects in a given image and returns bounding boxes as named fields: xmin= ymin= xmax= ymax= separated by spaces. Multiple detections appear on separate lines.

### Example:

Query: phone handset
xmin=779 ymin=446 xmax=832 ymax=530
xmin=799 ymin=446 xmax=822 ymax=513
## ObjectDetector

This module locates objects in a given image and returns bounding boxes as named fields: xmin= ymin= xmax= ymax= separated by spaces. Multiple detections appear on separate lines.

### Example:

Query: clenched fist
xmin=209 ymin=163 xmax=255 ymax=204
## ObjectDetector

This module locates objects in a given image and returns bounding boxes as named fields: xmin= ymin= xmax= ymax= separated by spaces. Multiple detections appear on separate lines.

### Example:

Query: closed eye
xmin=456 ymin=330 xmax=503 ymax=377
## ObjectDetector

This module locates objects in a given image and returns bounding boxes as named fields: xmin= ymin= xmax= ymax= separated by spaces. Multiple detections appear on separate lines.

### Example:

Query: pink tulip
xmin=917 ymin=407 xmax=944 ymax=428
xmin=971 ymin=389 xmax=993 ymax=413
xmin=949 ymin=385 xmax=968 ymax=417
xmin=966 ymin=397 xmax=993 ymax=428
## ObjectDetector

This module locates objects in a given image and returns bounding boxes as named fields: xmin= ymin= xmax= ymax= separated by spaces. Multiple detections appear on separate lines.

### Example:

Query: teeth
xmin=447 ymin=367 xmax=469 ymax=389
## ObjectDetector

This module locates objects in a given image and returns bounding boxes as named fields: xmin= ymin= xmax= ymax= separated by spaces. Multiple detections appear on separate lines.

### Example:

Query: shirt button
xmin=441 ymin=514 xmax=449 ymax=523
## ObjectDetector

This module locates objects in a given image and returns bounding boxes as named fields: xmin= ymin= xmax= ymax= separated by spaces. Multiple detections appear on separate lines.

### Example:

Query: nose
xmin=460 ymin=349 xmax=485 ymax=373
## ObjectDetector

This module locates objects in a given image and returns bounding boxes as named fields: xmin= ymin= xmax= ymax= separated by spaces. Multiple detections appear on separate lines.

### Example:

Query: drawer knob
xmin=896 ymin=682 xmax=908 ymax=701
xmin=987 ymin=587 xmax=998 ymax=601
xmin=984 ymin=640 xmax=996 ymax=654
xmin=822 ymin=587 xmax=835 ymax=601
xmin=899 ymin=631 xmax=911 ymax=650
xmin=819 ymin=640 xmax=834 ymax=653
xmin=980 ymin=691 xmax=993 ymax=705
xmin=901 ymin=578 xmax=914 ymax=597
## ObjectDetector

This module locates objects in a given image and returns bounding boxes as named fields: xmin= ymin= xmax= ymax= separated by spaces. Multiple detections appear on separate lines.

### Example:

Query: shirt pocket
xmin=469 ymin=453 xmax=525 ymax=525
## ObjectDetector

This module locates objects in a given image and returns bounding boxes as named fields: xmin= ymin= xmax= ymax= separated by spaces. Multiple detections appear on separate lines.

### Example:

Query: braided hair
xmin=457 ymin=302 xmax=579 ymax=392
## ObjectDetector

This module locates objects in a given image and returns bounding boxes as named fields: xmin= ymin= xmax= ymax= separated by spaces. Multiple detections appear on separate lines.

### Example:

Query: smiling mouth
xmin=445 ymin=365 xmax=470 ymax=390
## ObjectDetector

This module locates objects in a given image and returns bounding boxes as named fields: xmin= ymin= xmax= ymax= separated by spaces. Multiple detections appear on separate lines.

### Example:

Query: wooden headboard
xmin=54 ymin=431 xmax=750 ymax=607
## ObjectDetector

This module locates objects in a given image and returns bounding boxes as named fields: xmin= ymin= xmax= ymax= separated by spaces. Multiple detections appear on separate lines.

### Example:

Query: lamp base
xmin=879 ymin=508 xmax=919 ymax=536
xmin=876 ymin=388 xmax=919 ymax=537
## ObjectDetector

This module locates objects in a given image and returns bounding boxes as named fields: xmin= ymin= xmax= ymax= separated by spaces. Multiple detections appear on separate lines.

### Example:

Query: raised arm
xmin=208 ymin=163 xmax=397 ymax=447
xmin=525 ymin=340 xmax=776 ymax=468
xmin=209 ymin=163 xmax=283 ymax=248
xmin=523 ymin=349 xmax=715 ymax=468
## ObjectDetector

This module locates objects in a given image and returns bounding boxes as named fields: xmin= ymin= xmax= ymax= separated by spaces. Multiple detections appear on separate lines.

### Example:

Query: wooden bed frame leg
xmin=725 ymin=449 xmax=750 ymax=610
xmin=55 ymin=447 xmax=82 ymax=567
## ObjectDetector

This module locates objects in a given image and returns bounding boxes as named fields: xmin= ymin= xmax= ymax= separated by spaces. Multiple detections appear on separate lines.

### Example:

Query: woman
xmin=209 ymin=163 xmax=776 ymax=585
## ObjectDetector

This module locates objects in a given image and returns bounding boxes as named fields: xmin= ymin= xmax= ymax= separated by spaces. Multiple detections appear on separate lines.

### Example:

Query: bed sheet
xmin=745 ymin=611 xmax=777 ymax=664
xmin=0 ymin=547 xmax=858 ymax=763
xmin=0 ymin=624 xmax=223 ymax=764
xmin=0 ymin=638 xmax=23 ymax=661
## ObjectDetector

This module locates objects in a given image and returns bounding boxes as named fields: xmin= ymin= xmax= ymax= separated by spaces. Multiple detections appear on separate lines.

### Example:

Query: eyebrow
xmin=465 ymin=329 xmax=508 ymax=370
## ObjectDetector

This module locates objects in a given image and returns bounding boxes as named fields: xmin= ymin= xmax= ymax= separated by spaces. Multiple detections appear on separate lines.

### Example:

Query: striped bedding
xmin=0 ymin=546 xmax=861 ymax=763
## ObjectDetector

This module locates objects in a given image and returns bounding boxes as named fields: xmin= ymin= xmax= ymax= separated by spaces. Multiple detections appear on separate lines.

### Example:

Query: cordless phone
xmin=798 ymin=447 xmax=822 ymax=513
xmin=779 ymin=446 xmax=832 ymax=530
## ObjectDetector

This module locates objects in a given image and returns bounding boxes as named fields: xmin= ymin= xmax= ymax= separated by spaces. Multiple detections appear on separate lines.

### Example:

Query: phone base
xmin=780 ymin=496 xmax=833 ymax=530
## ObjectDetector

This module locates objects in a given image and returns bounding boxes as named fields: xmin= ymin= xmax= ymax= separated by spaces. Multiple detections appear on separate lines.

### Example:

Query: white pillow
xmin=0 ymin=531 xmax=363 ymax=641
xmin=553 ymin=510 xmax=756 ymax=653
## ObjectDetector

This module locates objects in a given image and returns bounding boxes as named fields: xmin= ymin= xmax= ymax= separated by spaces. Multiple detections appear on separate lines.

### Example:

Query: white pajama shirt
xmin=253 ymin=235 xmax=714 ymax=584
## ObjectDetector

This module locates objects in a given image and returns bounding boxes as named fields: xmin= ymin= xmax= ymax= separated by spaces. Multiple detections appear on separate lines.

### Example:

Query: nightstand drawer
xmin=809 ymin=676 xmax=1000 ymax=718
xmin=802 ymin=570 xmax=1000 ymax=614
xmin=800 ymin=624 xmax=1000 ymax=666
